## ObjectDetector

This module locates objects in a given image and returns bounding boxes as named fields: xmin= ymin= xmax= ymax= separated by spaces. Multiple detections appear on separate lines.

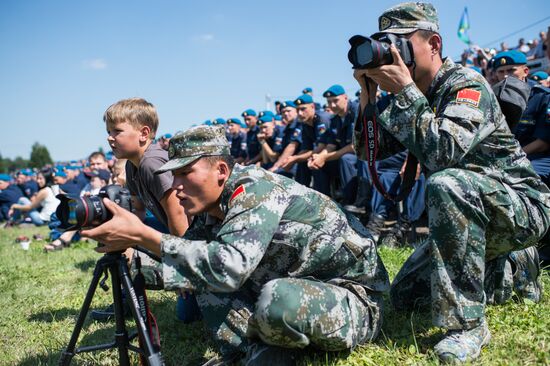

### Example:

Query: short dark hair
xmin=416 ymin=30 xmax=443 ymax=57
xmin=202 ymin=155 xmax=235 ymax=170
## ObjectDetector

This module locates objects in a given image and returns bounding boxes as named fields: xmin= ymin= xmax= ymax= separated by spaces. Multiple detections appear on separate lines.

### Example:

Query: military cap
xmin=241 ymin=109 xmax=257 ymax=117
xmin=156 ymin=125 xmax=230 ymax=173
xmin=280 ymin=100 xmax=296 ymax=109
xmin=212 ymin=118 xmax=226 ymax=125
xmin=0 ymin=173 xmax=11 ymax=182
xmin=492 ymin=51 xmax=527 ymax=70
xmin=294 ymin=94 xmax=314 ymax=105
xmin=274 ymin=114 xmax=282 ymax=121
xmin=162 ymin=133 xmax=173 ymax=139
xmin=203 ymin=119 xmax=213 ymax=126
xmin=302 ymin=87 xmax=313 ymax=94
xmin=258 ymin=110 xmax=275 ymax=118
xmin=323 ymin=84 xmax=346 ymax=98
xmin=227 ymin=117 xmax=247 ymax=128
xmin=258 ymin=114 xmax=275 ymax=124
xmin=530 ymin=71 xmax=549 ymax=82
xmin=378 ymin=2 xmax=439 ymax=34
xmin=54 ymin=171 xmax=67 ymax=178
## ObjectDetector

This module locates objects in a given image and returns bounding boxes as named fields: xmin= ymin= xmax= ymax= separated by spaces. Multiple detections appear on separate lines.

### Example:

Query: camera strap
xmin=133 ymin=254 xmax=161 ymax=365
xmin=362 ymin=66 xmax=458 ymax=202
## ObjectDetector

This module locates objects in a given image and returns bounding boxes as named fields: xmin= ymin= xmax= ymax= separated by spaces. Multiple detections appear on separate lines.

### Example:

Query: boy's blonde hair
xmin=103 ymin=98 xmax=158 ymax=140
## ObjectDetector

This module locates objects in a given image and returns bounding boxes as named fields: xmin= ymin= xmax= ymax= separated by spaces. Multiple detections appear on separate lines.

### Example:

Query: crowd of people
xmin=1 ymin=2 xmax=550 ymax=365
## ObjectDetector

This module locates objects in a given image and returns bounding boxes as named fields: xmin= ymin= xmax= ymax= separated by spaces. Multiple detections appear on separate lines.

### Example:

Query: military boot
xmin=365 ymin=214 xmax=385 ymax=243
xmin=434 ymin=320 xmax=491 ymax=364
xmin=509 ymin=247 xmax=542 ymax=303
xmin=242 ymin=343 xmax=296 ymax=366
xmin=379 ymin=219 xmax=411 ymax=248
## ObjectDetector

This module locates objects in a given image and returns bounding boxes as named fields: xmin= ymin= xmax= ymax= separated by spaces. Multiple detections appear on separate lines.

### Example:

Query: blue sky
xmin=1 ymin=0 xmax=548 ymax=161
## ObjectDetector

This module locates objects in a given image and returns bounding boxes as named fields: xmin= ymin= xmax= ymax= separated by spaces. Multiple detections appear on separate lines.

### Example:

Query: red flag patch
xmin=456 ymin=89 xmax=481 ymax=107
xmin=229 ymin=185 xmax=246 ymax=205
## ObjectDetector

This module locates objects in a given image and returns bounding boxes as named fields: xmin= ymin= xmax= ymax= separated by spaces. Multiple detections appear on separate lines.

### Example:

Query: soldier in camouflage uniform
xmin=82 ymin=124 xmax=390 ymax=365
xmin=352 ymin=2 xmax=550 ymax=363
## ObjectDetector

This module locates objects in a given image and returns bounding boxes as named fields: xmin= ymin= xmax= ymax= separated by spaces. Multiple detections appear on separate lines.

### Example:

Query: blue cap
xmin=203 ymin=119 xmax=213 ymax=126
xmin=212 ymin=118 xmax=226 ymax=125
xmin=258 ymin=114 xmax=275 ymax=124
xmin=241 ymin=109 xmax=257 ymax=117
xmin=258 ymin=110 xmax=275 ymax=118
xmin=54 ymin=171 xmax=67 ymax=178
xmin=530 ymin=71 xmax=549 ymax=82
xmin=65 ymin=165 xmax=81 ymax=170
xmin=294 ymin=94 xmax=314 ymax=105
xmin=105 ymin=151 xmax=114 ymax=160
xmin=0 ymin=173 xmax=11 ymax=182
xmin=274 ymin=115 xmax=282 ymax=121
xmin=227 ymin=118 xmax=247 ymax=129
xmin=323 ymin=84 xmax=346 ymax=98
xmin=85 ymin=169 xmax=111 ymax=182
xmin=162 ymin=133 xmax=173 ymax=139
xmin=492 ymin=51 xmax=527 ymax=70
xmin=280 ymin=100 xmax=296 ymax=109
xmin=302 ymin=87 xmax=313 ymax=94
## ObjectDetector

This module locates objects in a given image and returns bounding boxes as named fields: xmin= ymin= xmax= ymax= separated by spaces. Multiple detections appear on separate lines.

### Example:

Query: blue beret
xmin=105 ymin=151 xmax=114 ymax=160
xmin=0 ymin=173 xmax=11 ymax=181
xmin=280 ymin=100 xmax=296 ymax=109
xmin=258 ymin=115 xmax=275 ymax=124
xmin=258 ymin=110 xmax=275 ymax=118
xmin=241 ymin=109 xmax=257 ymax=117
xmin=162 ymin=133 xmax=173 ymax=139
xmin=323 ymin=84 xmax=346 ymax=98
xmin=530 ymin=71 xmax=549 ymax=81
xmin=274 ymin=115 xmax=282 ymax=121
xmin=55 ymin=165 xmax=65 ymax=171
xmin=65 ymin=165 xmax=81 ymax=170
xmin=227 ymin=118 xmax=247 ymax=128
xmin=302 ymin=87 xmax=313 ymax=94
xmin=493 ymin=51 xmax=527 ymax=70
xmin=54 ymin=171 xmax=67 ymax=178
xmin=294 ymin=94 xmax=314 ymax=105
xmin=211 ymin=118 xmax=226 ymax=125
xmin=203 ymin=119 xmax=213 ymax=126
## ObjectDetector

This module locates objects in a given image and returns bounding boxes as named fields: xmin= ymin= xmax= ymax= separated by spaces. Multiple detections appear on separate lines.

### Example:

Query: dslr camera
xmin=348 ymin=33 xmax=414 ymax=69
xmin=56 ymin=185 xmax=132 ymax=230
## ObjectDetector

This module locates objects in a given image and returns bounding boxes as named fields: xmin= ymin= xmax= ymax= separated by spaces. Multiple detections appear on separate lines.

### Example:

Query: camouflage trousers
xmin=390 ymin=169 xmax=549 ymax=330
xmin=196 ymin=278 xmax=383 ymax=358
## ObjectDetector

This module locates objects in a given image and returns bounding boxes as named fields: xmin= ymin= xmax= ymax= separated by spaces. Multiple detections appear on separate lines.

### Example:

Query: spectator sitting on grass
xmin=8 ymin=171 xmax=60 ymax=226
xmin=0 ymin=174 xmax=23 ymax=224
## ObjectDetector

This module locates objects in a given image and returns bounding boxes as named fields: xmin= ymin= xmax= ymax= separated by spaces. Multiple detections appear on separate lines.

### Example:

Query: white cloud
xmin=82 ymin=58 xmax=107 ymax=70
xmin=191 ymin=34 xmax=215 ymax=43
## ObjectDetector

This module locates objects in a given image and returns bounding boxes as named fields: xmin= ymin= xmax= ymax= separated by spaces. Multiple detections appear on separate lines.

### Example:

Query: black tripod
xmin=59 ymin=251 xmax=164 ymax=366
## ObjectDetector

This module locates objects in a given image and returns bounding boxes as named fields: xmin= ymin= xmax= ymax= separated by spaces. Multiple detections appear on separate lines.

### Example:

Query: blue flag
xmin=457 ymin=7 xmax=471 ymax=45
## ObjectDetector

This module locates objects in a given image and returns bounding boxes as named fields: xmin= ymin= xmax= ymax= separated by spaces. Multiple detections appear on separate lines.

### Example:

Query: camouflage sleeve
xmin=160 ymin=180 xmax=287 ymax=292
xmin=376 ymin=82 xmax=498 ymax=171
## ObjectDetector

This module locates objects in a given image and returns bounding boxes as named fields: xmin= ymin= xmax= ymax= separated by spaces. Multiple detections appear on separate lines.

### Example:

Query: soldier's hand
xmin=365 ymin=45 xmax=414 ymax=94
xmin=81 ymin=198 xmax=160 ymax=253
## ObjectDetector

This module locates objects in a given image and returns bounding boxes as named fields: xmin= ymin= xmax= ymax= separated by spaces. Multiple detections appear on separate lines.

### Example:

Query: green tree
xmin=0 ymin=153 xmax=7 ymax=173
xmin=29 ymin=142 xmax=53 ymax=169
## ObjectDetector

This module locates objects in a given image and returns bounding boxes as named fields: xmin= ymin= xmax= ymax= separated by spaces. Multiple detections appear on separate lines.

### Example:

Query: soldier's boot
xmin=509 ymin=247 xmax=542 ymax=303
xmin=379 ymin=219 xmax=411 ymax=248
xmin=484 ymin=256 xmax=513 ymax=305
xmin=242 ymin=343 xmax=296 ymax=366
xmin=434 ymin=320 xmax=491 ymax=364
xmin=365 ymin=214 xmax=385 ymax=243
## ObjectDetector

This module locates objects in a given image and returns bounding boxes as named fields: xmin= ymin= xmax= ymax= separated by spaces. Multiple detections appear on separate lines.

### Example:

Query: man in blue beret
xmin=241 ymin=109 xmax=262 ymax=166
xmin=227 ymin=118 xmax=248 ymax=164
xmin=530 ymin=71 xmax=549 ymax=87
xmin=257 ymin=114 xmax=285 ymax=170
xmin=492 ymin=50 xmax=530 ymax=84
xmin=0 ymin=174 xmax=23 ymax=223
xmin=269 ymin=101 xmax=302 ymax=178
xmin=281 ymin=94 xmax=333 ymax=195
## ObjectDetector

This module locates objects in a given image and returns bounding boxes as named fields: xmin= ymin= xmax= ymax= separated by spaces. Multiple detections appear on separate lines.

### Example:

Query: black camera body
xmin=348 ymin=33 xmax=414 ymax=69
xmin=56 ymin=185 xmax=132 ymax=230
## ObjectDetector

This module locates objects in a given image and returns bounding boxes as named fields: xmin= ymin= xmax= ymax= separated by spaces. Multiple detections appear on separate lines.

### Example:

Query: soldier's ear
xmin=217 ymin=160 xmax=230 ymax=182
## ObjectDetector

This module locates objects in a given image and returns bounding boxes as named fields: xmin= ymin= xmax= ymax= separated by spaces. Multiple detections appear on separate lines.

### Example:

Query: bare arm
xmin=523 ymin=138 xmax=550 ymax=156
xmin=160 ymin=188 xmax=190 ymax=236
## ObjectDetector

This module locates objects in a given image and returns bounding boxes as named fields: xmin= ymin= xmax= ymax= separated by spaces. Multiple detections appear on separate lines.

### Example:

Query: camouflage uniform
xmin=354 ymin=22 xmax=550 ymax=331
xmin=157 ymin=125 xmax=390 ymax=358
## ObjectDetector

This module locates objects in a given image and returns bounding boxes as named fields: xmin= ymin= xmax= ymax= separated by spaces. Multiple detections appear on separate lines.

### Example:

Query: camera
xmin=56 ymin=184 xmax=132 ymax=230
xmin=348 ymin=33 xmax=414 ymax=69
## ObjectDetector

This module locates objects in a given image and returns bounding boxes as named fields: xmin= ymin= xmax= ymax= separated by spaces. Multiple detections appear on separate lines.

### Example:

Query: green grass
xmin=1 ymin=226 xmax=549 ymax=365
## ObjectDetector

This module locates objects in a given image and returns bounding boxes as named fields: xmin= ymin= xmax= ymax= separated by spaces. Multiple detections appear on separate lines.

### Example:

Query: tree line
xmin=0 ymin=142 xmax=53 ymax=173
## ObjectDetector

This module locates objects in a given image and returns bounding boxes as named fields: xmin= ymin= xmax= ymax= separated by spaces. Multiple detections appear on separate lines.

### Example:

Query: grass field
xmin=1 ymin=225 xmax=549 ymax=365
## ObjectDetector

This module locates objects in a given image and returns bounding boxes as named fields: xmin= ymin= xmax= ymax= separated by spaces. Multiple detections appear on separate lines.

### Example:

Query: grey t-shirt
xmin=126 ymin=142 xmax=173 ymax=228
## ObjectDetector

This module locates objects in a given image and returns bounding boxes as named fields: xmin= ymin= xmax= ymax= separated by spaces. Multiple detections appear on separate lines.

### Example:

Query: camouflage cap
xmin=378 ymin=2 xmax=439 ymax=34
xmin=155 ymin=125 xmax=230 ymax=174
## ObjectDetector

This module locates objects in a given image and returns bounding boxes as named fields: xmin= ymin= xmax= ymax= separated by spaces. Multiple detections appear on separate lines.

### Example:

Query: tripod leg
xmin=118 ymin=257 xmax=164 ymax=366
xmin=59 ymin=259 xmax=109 ymax=366
xmin=109 ymin=262 xmax=132 ymax=366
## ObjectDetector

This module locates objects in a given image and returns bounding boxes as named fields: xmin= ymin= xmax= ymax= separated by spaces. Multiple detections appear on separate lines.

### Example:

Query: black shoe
xmin=379 ymin=220 xmax=411 ymax=248
xmin=243 ymin=343 xmax=296 ymax=366
xmin=365 ymin=214 xmax=385 ymax=243
xmin=90 ymin=301 xmax=131 ymax=322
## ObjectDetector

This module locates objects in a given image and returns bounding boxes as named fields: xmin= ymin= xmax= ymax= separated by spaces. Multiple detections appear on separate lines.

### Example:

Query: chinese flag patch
xmin=456 ymin=89 xmax=481 ymax=107
xmin=229 ymin=185 xmax=246 ymax=205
